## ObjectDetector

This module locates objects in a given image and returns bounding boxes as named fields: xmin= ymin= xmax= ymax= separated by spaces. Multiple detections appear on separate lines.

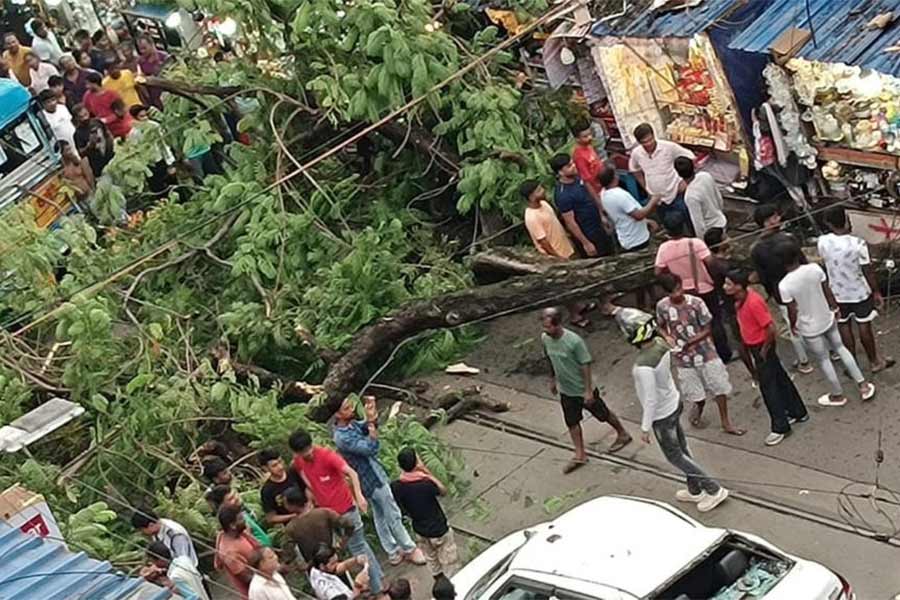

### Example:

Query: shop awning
xmin=729 ymin=0 xmax=900 ymax=74
xmin=591 ymin=0 xmax=744 ymax=38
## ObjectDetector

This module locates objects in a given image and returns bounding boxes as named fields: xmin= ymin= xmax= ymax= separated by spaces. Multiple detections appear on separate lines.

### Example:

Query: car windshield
xmin=465 ymin=545 xmax=524 ymax=600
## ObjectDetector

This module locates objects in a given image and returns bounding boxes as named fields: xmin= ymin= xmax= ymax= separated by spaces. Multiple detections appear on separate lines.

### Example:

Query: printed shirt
xmin=655 ymin=295 xmax=717 ymax=368
xmin=628 ymin=140 xmax=695 ymax=203
xmin=293 ymin=447 xmax=354 ymax=514
xmin=309 ymin=568 xmax=353 ymax=600
xmin=654 ymin=238 xmax=715 ymax=294
xmin=541 ymin=328 xmax=592 ymax=396
xmin=736 ymin=289 xmax=773 ymax=346
xmin=333 ymin=420 xmax=388 ymax=497
xmin=817 ymin=233 xmax=872 ymax=303
xmin=524 ymin=200 xmax=574 ymax=258
xmin=554 ymin=178 xmax=602 ymax=240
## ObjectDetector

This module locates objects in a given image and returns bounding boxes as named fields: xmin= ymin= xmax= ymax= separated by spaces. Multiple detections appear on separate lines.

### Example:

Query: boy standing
xmin=288 ymin=429 xmax=384 ymax=594
xmin=818 ymin=206 xmax=893 ymax=372
xmin=655 ymin=273 xmax=743 ymax=435
xmin=725 ymin=270 xmax=808 ymax=446
xmin=613 ymin=305 xmax=728 ymax=512
xmin=778 ymin=241 xmax=875 ymax=406
xmin=541 ymin=307 xmax=632 ymax=473
xmin=549 ymin=153 xmax=612 ymax=257
xmin=391 ymin=447 xmax=461 ymax=579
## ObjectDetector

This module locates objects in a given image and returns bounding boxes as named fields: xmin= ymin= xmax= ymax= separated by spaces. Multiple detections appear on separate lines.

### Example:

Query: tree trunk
xmin=311 ymin=247 xmax=655 ymax=420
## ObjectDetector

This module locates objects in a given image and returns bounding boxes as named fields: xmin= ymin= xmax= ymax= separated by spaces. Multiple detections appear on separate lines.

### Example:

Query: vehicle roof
xmin=0 ymin=80 xmax=31 ymax=129
xmin=506 ymin=496 xmax=724 ymax=597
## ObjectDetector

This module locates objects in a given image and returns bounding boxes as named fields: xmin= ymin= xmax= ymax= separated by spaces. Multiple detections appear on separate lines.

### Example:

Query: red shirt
xmin=293 ymin=446 xmax=354 ymax=514
xmin=83 ymin=89 xmax=120 ymax=124
xmin=214 ymin=530 xmax=260 ymax=599
xmin=572 ymin=144 xmax=604 ymax=192
xmin=736 ymin=289 xmax=773 ymax=346
xmin=107 ymin=113 xmax=132 ymax=139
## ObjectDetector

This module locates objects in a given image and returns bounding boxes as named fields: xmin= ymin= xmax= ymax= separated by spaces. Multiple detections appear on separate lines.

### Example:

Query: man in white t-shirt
xmin=819 ymin=206 xmax=893 ymax=372
xmin=308 ymin=545 xmax=366 ymax=599
xmin=39 ymin=90 xmax=76 ymax=153
xmin=142 ymin=541 xmax=210 ymax=600
xmin=30 ymin=20 xmax=63 ymax=65
xmin=598 ymin=165 xmax=658 ymax=252
xmin=675 ymin=156 xmax=726 ymax=239
xmin=249 ymin=547 xmax=298 ymax=600
xmin=628 ymin=123 xmax=695 ymax=231
xmin=778 ymin=240 xmax=874 ymax=407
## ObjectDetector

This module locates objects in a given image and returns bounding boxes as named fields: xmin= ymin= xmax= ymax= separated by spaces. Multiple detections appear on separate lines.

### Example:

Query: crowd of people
xmin=529 ymin=118 xmax=893 ymax=514
xmin=1 ymin=22 xmax=221 ymax=214
xmin=133 ymin=395 xmax=460 ymax=599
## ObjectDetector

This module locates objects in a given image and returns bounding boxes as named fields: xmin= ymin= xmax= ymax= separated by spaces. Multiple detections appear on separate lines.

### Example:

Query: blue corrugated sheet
xmin=0 ymin=522 xmax=170 ymax=600
xmin=729 ymin=0 xmax=900 ymax=74
xmin=592 ymin=0 xmax=743 ymax=38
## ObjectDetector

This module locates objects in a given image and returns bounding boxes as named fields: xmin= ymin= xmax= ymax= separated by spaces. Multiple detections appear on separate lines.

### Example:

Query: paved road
xmin=417 ymin=307 xmax=900 ymax=599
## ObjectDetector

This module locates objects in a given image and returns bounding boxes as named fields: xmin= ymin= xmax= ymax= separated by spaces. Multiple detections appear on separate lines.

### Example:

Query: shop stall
xmin=587 ymin=0 xmax=773 ymax=179
xmin=730 ymin=0 xmax=900 ymax=246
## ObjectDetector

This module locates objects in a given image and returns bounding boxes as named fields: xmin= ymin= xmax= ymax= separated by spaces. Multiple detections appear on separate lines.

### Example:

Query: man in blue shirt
xmin=333 ymin=394 xmax=426 ymax=566
xmin=550 ymin=154 xmax=613 ymax=257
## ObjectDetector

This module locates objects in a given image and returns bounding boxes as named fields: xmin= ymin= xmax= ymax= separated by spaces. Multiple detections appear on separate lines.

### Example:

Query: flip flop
xmin=608 ymin=436 xmax=633 ymax=453
xmin=871 ymin=358 xmax=896 ymax=373
xmin=861 ymin=382 xmax=876 ymax=401
xmin=562 ymin=459 xmax=587 ymax=474
xmin=723 ymin=428 xmax=747 ymax=436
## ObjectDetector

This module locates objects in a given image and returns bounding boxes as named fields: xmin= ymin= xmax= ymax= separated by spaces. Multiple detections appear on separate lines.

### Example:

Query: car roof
xmin=506 ymin=496 xmax=725 ymax=597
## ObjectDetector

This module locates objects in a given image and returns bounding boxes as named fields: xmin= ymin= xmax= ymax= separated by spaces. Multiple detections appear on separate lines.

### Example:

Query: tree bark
xmin=311 ymin=247 xmax=655 ymax=420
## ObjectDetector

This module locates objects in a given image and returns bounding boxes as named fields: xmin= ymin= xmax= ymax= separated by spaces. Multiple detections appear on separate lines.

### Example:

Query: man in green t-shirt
xmin=541 ymin=307 xmax=632 ymax=474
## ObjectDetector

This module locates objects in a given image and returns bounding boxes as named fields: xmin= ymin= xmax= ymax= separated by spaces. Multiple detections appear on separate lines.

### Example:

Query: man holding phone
xmin=333 ymin=395 xmax=426 ymax=567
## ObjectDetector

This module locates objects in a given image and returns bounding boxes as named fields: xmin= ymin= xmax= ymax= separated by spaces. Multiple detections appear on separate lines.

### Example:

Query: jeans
xmin=802 ymin=321 xmax=865 ymax=396
xmin=657 ymin=194 xmax=694 ymax=236
xmin=370 ymin=484 xmax=416 ymax=558
xmin=652 ymin=403 xmax=720 ymax=495
xmin=777 ymin=304 xmax=809 ymax=365
xmin=749 ymin=344 xmax=808 ymax=434
xmin=344 ymin=506 xmax=383 ymax=593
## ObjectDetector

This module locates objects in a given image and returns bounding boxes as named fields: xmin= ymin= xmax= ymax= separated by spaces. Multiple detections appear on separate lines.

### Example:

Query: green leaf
xmin=90 ymin=394 xmax=109 ymax=414
xmin=147 ymin=323 xmax=164 ymax=341
xmin=211 ymin=382 xmax=229 ymax=402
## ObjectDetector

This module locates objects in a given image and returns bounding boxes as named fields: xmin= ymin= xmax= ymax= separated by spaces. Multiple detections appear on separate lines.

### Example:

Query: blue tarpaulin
xmin=0 ymin=521 xmax=169 ymax=599
xmin=729 ymin=0 xmax=900 ymax=75
xmin=0 ymin=80 xmax=31 ymax=130
xmin=592 ymin=0 xmax=745 ymax=38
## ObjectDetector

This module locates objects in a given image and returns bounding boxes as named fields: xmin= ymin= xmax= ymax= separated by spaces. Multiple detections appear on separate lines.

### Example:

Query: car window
xmin=493 ymin=586 xmax=552 ymax=600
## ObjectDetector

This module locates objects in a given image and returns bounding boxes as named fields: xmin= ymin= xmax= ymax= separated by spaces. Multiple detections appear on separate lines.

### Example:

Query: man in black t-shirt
xmin=749 ymin=205 xmax=812 ymax=373
xmin=390 ymin=448 xmax=460 ymax=579
xmin=258 ymin=448 xmax=303 ymax=526
xmin=549 ymin=153 xmax=613 ymax=258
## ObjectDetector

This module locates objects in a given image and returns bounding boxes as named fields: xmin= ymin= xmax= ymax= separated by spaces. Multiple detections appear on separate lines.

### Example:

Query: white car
xmin=453 ymin=496 xmax=853 ymax=600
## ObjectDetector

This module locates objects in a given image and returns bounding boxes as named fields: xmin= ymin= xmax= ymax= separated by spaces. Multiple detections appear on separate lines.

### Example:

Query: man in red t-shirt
xmin=82 ymin=71 xmax=120 ymax=125
xmin=724 ymin=270 xmax=807 ymax=447
xmin=289 ymin=429 xmax=384 ymax=593
xmin=571 ymin=121 xmax=606 ymax=201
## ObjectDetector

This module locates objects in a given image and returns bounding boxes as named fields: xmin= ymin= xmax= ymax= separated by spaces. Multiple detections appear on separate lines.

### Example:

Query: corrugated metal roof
xmin=592 ymin=0 xmax=742 ymax=38
xmin=729 ymin=0 xmax=900 ymax=74
xmin=0 ymin=522 xmax=170 ymax=600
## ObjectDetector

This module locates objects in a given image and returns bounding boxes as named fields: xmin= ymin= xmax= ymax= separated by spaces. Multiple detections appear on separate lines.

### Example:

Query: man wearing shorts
xmin=541 ymin=307 xmax=631 ymax=473
xmin=655 ymin=273 xmax=744 ymax=435
xmin=818 ymin=206 xmax=893 ymax=372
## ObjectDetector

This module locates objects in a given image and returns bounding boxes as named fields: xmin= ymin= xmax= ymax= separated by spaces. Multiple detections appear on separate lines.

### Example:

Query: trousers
xmin=652 ymin=403 xmax=720 ymax=495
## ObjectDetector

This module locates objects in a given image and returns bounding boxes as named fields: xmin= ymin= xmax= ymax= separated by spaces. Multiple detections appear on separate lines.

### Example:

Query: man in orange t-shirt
xmin=520 ymin=180 xmax=591 ymax=326
xmin=214 ymin=505 xmax=260 ymax=599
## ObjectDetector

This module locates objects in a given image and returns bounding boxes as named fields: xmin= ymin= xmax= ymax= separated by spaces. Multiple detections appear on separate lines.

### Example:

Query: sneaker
xmin=697 ymin=488 xmax=729 ymax=512
xmin=675 ymin=489 xmax=704 ymax=503
xmin=817 ymin=394 xmax=848 ymax=407
xmin=405 ymin=548 xmax=427 ymax=565
xmin=388 ymin=553 xmax=404 ymax=566
xmin=788 ymin=414 xmax=809 ymax=425
xmin=765 ymin=432 xmax=785 ymax=446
